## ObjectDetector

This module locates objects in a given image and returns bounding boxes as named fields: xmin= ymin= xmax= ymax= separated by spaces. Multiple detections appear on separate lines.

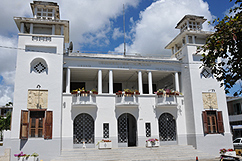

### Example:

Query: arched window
xmin=73 ymin=113 xmax=94 ymax=144
xmin=159 ymin=113 xmax=176 ymax=141
xmin=30 ymin=58 xmax=48 ymax=74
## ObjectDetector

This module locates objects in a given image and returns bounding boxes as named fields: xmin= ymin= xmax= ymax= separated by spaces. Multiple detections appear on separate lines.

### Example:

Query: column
xmin=52 ymin=8 xmax=55 ymax=20
xmin=20 ymin=23 xmax=24 ymax=33
xmin=66 ymin=68 xmax=71 ymax=93
xmin=175 ymin=72 xmax=180 ymax=92
xmin=192 ymin=35 xmax=196 ymax=44
xmin=61 ymin=25 xmax=64 ymax=35
xmin=52 ymin=25 xmax=55 ymax=35
xmin=98 ymin=69 xmax=102 ymax=94
xmin=34 ymin=7 xmax=37 ymax=18
xmin=185 ymin=35 xmax=189 ymax=44
xmin=109 ymin=70 xmax=113 ymax=94
xmin=138 ymin=71 xmax=143 ymax=94
xmin=148 ymin=71 xmax=153 ymax=95
xmin=30 ymin=23 xmax=33 ymax=34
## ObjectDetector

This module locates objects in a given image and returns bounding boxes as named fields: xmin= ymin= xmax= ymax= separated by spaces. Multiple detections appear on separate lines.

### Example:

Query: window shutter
xmin=217 ymin=111 xmax=224 ymax=133
xmin=44 ymin=111 xmax=53 ymax=139
xmin=20 ymin=110 xmax=29 ymax=139
xmin=202 ymin=111 xmax=208 ymax=134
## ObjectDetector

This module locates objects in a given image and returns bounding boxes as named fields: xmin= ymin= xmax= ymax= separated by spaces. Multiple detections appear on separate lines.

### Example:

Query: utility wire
xmin=0 ymin=45 xmax=208 ymax=64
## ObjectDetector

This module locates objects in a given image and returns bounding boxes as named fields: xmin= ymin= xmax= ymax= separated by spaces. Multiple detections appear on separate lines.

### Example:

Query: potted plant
xmin=71 ymin=89 xmax=78 ymax=94
xmin=96 ymin=139 xmax=112 ymax=149
xmin=155 ymin=89 xmax=165 ymax=95
xmin=14 ymin=152 xmax=39 ymax=161
xmin=116 ymin=91 xmax=122 ymax=96
xmin=124 ymin=89 xmax=134 ymax=95
xmin=146 ymin=138 xmax=159 ymax=148
xmin=91 ymin=89 xmax=98 ymax=94
xmin=134 ymin=89 xmax=140 ymax=95
xmin=79 ymin=87 xmax=90 ymax=94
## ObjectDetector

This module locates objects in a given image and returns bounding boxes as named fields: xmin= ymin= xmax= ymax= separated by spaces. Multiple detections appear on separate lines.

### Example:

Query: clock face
xmin=202 ymin=92 xmax=218 ymax=109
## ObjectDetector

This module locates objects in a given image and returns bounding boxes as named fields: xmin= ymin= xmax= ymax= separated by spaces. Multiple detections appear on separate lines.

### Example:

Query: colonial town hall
xmin=0 ymin=1 xmax=233 ymax=160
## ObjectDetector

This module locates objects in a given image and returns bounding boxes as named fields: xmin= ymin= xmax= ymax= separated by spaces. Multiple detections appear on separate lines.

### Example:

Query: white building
xmin=227 ymin=97 xmax=242 ymax=139
xmin=0 ymin=1 xmax=233 ymax=160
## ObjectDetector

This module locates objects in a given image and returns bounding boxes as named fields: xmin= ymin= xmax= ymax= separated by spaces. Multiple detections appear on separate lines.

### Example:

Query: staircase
xmin=51 ymin=145 xmax=218 ymax=161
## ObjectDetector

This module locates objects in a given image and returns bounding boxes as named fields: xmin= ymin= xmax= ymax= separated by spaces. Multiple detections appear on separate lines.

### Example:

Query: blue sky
xmin=0 ymin=0 xmax=239 ymax=105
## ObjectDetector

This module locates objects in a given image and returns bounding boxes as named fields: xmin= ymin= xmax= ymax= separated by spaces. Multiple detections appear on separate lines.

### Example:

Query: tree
xmin=0 ymin=111 xmax=11 ymax=131
xmin=199 ymin=0 xmax=242 ymax=96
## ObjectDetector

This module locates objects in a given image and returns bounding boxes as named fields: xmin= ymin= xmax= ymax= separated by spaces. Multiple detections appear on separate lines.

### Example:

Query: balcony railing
xmin=156 ymin=95 xmax=178 ymax=106
xmin=72 ymin=92 xmax=97 ymax=107
xmin=116 ymin=94 xmax=139 ymax=107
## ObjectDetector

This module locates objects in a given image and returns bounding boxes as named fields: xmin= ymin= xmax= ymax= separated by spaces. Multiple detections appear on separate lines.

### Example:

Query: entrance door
xmin=118 ymin=113 xmax=137 ymax=146
xmin=159 ymin=113 xmax=176 ymax=141
xmin=73 ymin=113 xmax=94 ymax=144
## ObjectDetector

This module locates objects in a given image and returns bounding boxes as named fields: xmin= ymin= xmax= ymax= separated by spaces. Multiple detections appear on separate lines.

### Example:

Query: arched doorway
xmin=118 ymin=113 xmax=137 ymax=146
xmin=159 ymin=113 xmax=176 ymax=141
xmin=73 ymin=113 xmax=94 ymax=144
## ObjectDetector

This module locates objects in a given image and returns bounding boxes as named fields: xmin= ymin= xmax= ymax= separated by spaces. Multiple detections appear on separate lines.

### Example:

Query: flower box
xmin=223 ymin=151 xmax=236 ymax=157
xmin=92 ymin=91 xmax=98 ymax=94
xmin=146 ymin=138 xmax=159 ymax=148
xmin=146 ymin=141 xmax=159 ymax=147
xmin=157 ymin=92 xmax=163 ymax=95
xmin=98 ymin=142 xmax=112 ymax=149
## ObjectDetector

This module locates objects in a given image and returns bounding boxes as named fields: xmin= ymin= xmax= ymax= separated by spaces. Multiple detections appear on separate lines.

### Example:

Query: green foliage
xmin=198 ymin=0 xmax=242 ymax=96
xmin=0 ymin=111 xmax=11 ymax=131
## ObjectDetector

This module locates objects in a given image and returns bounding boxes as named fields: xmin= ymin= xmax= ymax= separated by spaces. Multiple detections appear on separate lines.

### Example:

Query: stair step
xmin=51 ymin=145 xmax=216 ymax=161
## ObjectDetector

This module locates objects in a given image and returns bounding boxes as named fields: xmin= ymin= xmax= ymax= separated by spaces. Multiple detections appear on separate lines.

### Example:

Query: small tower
xmin=165 ymin=15 xmax=233 ymax=155
xmin=165 ymin=15 xmax=210 ymax=63
xmin=7 ymin=1 xmax=69 ymax=160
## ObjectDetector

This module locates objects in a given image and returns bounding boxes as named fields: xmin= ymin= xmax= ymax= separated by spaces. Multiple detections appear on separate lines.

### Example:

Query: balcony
xmin=72 ymin=91 xmax=97 ymax=107
xmin=116 ymin=93 xmax=139 ymax=107
xmin=156 ymin=95 xmax=178 ymax=107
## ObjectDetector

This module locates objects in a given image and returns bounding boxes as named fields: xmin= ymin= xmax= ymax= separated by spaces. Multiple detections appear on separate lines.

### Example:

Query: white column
xmin=138 ymin=71 xmax=143 ymax=94
xmin=148 ymin=71 xmax=153 ymax=95
xmin=175 ymin=72 xmax=180 ymax=92
xmin=66 ymin=68 xmax=71 ymax=93
xmin=30 ymin=23 xmax=33 ymax=34
xmin=109 ymin=70 xmax=113 ymax=94
xmin=61 ymin=25 xmax=64 ymax=35
xmin=52 ymin=8 xmax=55 ymax=20
xmin=192 ymin=35 xmax=196 ymax=44
xmin=52 ymin=25 xmax=55 ymax=35
xmin=187 ymin=20 xmax=190 ymax=30
xmin=20 ymin=23 xmax=24 ymax=33
xmin=34 ymin=7 xmax=37 ymax=18
xmin=98 ymin=69 xmax=102 ymax=94
xmin=185 ymin=35 xmax=189 ymax=44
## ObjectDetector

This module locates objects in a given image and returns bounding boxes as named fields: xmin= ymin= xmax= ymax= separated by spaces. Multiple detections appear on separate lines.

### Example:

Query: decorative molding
xmin=27 ymin=90 xmax=48 ymax=109
xmin=202 ymin=92 xmax=218 ymax=109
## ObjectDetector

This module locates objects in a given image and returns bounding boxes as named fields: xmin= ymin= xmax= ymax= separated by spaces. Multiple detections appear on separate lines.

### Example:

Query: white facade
xmin=0 ymin=2 xmax=233 ymax=161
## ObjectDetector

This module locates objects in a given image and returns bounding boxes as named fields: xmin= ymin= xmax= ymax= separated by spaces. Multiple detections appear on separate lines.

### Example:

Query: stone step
xmin=51 ymin=145 xmax=216 ymax=161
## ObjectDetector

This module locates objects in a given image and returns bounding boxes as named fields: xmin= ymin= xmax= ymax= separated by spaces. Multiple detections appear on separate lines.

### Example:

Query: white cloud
xmin=0 ymin=35 xmax=17 ymax=105
xmin=112 ymin=28 xmax=123 ymax=40
xmin=58 ymin=0 xmax=140 ymax=51
xmin=0 ymin=0 xmax=32 ymax=36
xmin=115 ymin=0 xmax=213 ymax=57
